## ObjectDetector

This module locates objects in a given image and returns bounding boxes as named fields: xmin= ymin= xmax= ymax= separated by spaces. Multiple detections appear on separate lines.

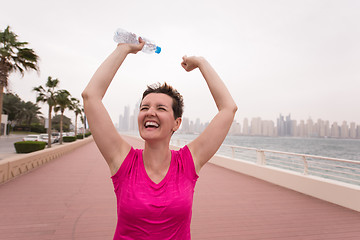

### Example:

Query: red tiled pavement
xmin=0 ymin=136 xmax=359 ymax=240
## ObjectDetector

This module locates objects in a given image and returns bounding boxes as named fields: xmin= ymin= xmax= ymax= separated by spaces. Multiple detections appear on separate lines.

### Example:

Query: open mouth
xmin=144 ymin=121 xmax=160 ymax=129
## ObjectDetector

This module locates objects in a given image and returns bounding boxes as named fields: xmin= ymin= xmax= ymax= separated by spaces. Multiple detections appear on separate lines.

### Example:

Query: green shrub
xmin=14 ymin=141 xmax=46 ymax=153
xmin=30 ymin=124 xmax=47 ymax=133
xmin=63 ymin=136 xmax=77 ymax=142
xmin=13 ymin=124 xmax=46 ymax=133
xmin=13 ymin=126 xmax=31 ymax=132
xmin=76 ymin=134 xmax=84 ymax=139
xmin=85 ymin=132 xmax=92 ymax=138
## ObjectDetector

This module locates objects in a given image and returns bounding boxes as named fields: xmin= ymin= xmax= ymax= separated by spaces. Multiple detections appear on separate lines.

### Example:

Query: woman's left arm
xmin=181 ymin=56 xmax=238 ymax=174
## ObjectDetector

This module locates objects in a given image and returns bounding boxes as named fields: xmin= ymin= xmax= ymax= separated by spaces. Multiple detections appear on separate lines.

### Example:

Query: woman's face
xmin=138 ymin=93 xmax=181 ymax=142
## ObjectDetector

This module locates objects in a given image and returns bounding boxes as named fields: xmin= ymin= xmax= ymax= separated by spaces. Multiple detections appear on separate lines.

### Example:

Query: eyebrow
xmin=157 ymin=104 xmax=169 ymax=108
xmin=140 ymin=104 xmax=169 ymax=108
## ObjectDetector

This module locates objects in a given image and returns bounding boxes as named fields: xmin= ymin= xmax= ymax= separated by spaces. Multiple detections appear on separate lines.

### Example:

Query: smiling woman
xmin=82 ymin=37 xmax=237 ymax=239
xmin=139 ymin=83 xmax=183 ymax=141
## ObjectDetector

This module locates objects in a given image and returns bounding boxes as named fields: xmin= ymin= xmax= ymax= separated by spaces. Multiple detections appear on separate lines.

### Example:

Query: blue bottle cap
xmin=155 ymin=46 xmax=161 ymax=54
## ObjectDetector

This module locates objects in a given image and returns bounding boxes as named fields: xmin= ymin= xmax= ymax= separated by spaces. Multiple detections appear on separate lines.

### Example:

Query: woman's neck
xmin=143 ymin=140 xmax=171 ymax=173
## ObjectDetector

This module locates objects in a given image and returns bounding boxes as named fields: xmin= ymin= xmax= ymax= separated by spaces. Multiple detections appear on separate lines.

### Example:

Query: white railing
xmin=171 ymin=139 xmax=360 ymax=186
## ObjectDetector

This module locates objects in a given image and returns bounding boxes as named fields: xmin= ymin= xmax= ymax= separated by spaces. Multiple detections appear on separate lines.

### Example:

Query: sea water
xmin=172 ymin=133 xmax=360 ymax=161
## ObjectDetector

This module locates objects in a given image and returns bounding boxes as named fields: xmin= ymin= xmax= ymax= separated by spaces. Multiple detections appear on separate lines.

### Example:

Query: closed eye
xmin=157 ymin=104 xmax=169 ymax=111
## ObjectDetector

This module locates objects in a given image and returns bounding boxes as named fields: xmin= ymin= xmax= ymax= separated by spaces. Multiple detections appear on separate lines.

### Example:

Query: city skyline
xmin=117 ymin=103 xmax=360 ymax=139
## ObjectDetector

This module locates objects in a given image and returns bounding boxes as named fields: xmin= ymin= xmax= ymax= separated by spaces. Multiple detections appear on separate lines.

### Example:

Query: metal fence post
xmin=302 ymin=156 xmax=308 ymax=175
xmin=257 ymin=150 xmax=266 ymax=165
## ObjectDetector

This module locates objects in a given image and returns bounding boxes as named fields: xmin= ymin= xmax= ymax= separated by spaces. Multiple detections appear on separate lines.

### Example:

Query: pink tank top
xmin=111 ymin=145 xmax=199 ymax=240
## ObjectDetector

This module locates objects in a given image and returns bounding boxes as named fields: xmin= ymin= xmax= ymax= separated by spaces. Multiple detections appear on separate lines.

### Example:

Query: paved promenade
xmin=0 ymin=136 xmax=359 ymax=239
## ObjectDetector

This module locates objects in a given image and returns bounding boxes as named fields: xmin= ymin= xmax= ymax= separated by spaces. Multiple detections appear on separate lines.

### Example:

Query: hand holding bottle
xmin=113 ymin=28 xmax=161 ymax=54
xmin=118 ymin=37 xmax=146 ymax=55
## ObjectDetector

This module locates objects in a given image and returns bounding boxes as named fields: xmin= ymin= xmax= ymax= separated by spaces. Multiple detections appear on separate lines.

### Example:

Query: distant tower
xmin=341 ymin=121 xmax=349 ymax=139
xmin=331 ymin=122 xmax=340 ymax=138
xmin=181 ymin=117 xmax=190 ymax=133
xmin=242 ymin=118 xmax=249 ymax=135
xmin=131 ymin=100 xmax=140 ymax=131
xmin=298 ymin=120 xmax=306 ymax=137
xmin=277 ymin=114 xmax=285 ymax=136
xmin=306 ymin=118 xmax=314 ymax=137
xmin=123 ymin=105 xmax=130 ymax=131
xmin=349 ymin=122 xmax=356 ymax=139
xmin=250 ymin=117 xmax=262 ymax=136
xmin=285 ymin=114 xmax=292 ymax=136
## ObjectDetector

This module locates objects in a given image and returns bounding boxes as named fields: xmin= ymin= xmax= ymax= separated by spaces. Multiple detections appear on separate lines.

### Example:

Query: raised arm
xmin=181 ymin=56 xmax=238 ymax=174
xmin=82 ymin=40 xmax=145 ymax=175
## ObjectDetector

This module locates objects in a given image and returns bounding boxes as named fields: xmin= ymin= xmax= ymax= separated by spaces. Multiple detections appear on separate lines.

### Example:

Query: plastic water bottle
xmin=113 ymin=28 xmax=161 ymax=54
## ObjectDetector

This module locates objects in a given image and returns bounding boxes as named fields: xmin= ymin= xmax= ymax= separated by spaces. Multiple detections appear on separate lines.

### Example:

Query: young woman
xmin=82 ymin=38 xmax=237 ymax=239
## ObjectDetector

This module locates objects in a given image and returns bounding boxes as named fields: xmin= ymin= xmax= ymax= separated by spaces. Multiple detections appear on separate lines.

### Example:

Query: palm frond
xmin=0 ymin=25 xmax=39 ymax=85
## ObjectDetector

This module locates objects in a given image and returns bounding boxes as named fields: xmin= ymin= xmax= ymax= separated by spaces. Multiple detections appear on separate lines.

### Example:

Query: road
xmin=0 ymin=134 xmax=26 ymax=159
xmin=0 ymin=134 xmax=62 ymax=160
xmin=0 ymin=134 xmax=58 ymax=160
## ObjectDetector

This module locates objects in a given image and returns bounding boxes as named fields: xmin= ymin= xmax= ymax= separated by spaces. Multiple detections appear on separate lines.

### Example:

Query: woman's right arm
xmin=82 ymin=40 xmax=145 ymax=175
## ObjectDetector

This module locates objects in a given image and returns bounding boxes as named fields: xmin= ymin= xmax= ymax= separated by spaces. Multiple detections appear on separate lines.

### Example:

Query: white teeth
xmin=145 ymin=121 xmax=159 ymax=128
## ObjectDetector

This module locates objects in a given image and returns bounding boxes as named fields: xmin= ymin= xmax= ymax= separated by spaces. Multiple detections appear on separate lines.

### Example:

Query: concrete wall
xmin=209 ymin=155 xmax=360 ymax=212
xmin=0 ymin=137 xmax=93 ymax=185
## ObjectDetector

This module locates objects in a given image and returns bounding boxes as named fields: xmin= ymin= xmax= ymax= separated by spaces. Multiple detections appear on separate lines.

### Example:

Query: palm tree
xmin=70 ymin=98 xmax=83 ymax=136
xmin=0 ymin=26 xmax=39 ymax=134
xmin=33 ymin=77 xmax=59 ymax=147
xmin=3 ymin=93 xmax=42 ymax=131
xmin=80 ymin=114 xmax=86 ymax=137
xmin=54 ymin=90 xmax=72 ymax=144
xmin=2 ymin=92 xmax=23 ymax=125
xmin=23 ymin=101 xmax=42 ymax=126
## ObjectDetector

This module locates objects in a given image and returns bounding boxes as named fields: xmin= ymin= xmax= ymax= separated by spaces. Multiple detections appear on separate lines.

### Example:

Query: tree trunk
xmin=60 ymin=111 xmax=64 ymax=144
xmin=0 ymin=84 xmax=3 ymax=136
xmin=47 ymin=105 xmax=52 ymax=148
xmin=74 ymin=113 xmax=78 ymax=136
xmin=27 ymin=116 xmax=33 ymax=126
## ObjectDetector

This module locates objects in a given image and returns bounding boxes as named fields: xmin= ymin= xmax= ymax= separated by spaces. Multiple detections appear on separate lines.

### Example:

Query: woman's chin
xmin=139 ymin=130 xmax=159 ymax=141
xmin=139 ymin=129 xmax=171 ymax=143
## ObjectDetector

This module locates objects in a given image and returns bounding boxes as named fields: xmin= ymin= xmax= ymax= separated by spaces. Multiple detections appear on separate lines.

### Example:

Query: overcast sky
xmin=2 ymin=0 xmax=360 ymax=127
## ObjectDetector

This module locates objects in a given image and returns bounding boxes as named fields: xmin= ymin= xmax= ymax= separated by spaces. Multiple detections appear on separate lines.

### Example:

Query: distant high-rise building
xmin=180 ymin=117 xmax=190 ymax=133
xmin=324 ymin=120 xmax=330 ymax=137
xmin=195 ymin=118 xmax=201 ymax=133
xmin=291 ymin=120 xmax=298 ymax=137
xmin=118 ymin=105 xmax=130 ymax=131
xmin=298 ymin=120 xmax=306 ymax=137
xmin=285 ymin=114 xmax=292 ymax=136
xmin=277 ymin=114 xmax=291 ymax=136
xmin=124 ymin=105 xmax=130 ymax=131
xmin=229 ymin=120 xmax=241 ymax=135
xmin=277 ymin=114 xmax=285 ymax=136
xmin=189 ymin=120 xmax=195 ymax=133
xmin=318 ymin=119 xmax=326 ymax=137
xmin=131 ymin=101 xmax=140 ymax=131
xmin=251 ymin=117 xmax=262 ymax=136
xmin=242 ymin=118 xmax=249 ymax=135
xmin=118 ymin=114 xmax=123 ymax=131
xmin=349 ymin=122 xmax=356 ymax=139
xmin=331 ymin=122 xmax=340 ymax=138
xmin=306 ymin=118 xmax=314 ymax=137
xmin=341 ymin=121 xmax=349 ymax=139
xmin=262 ymin=120 xmax=275 ymax=136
